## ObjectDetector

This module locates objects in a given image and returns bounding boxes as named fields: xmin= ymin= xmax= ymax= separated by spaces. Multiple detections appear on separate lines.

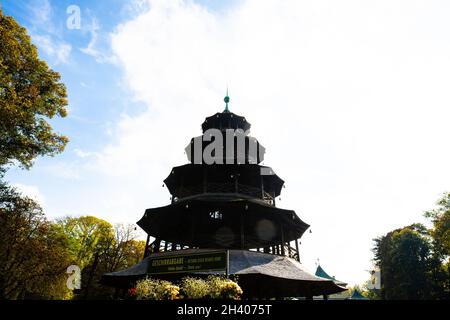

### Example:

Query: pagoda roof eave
xmin=137 ymin=196 xmax=309 ymax=248
xmin=164 ymin=164 xmax=284 ymax=198
xmin=101 ymin=249 xmax=346 ymax=297
xmin=201 ymin=112 xmax=251 ymax=133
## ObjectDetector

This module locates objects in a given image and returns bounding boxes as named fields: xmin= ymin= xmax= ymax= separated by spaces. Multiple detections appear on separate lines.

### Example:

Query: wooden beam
xmin=143 ymin=234 xmax=151 ymax=258
xmin=280 ymin=224 xmax=285 ymax=256
xmin=295 ymin=239 xmax=300 ymax=262
xmin=240 ymin=211 xmax=245 ymax=249
xmin=260 ymin=175 xmax=265 ymax=199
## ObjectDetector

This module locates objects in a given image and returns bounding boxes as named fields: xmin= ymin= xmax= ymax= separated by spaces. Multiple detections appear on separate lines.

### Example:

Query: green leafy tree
xmin=425 ymin=192 xmax=450 ymax=261
xmin=81 ymin=223 xmax=145 ymax=299
xmin=56 ymin=216 xmax=114 ymax=299
xmin=0 ymin=181 xmax=72 ymax=299
xmin=56 ymin=218 xmax=145 ymax=299
xmin=0 ymin=9 xmax=68 ymax=169
xmin=424 ymin=192 xmax=450 ymax=299
xmin=56 ymin=216 xmax=114 ymax=270
xmin=373 ymin=224 xmax=433 ymax=300
xmin=0 ymin=10 xmax=71 ymax=299
xmin=372 ymin=193 xmax=450 ymax=300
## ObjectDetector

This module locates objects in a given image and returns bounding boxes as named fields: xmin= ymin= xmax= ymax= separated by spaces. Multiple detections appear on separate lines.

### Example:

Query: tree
xmin=56 ymin=218 xmax=145 ymax=299
xmin=373 ymin=224 xmax=433 ymax=300
xmin=371 ymin=193 xmax=450 ymax=300
xmin=56 ymin=216 xmax=114 ymax=270
xmin=101 ymin=224 xmax=145 ymax=273
xmin=424 ymin=192 xmax=450 ymax=299
xmin=0 ymin=10 xmax=71 ymax=299
xmin=425 ymin=192 xmax=450 ymax=261
xmin=88 ymin=224 xmax=145 ymax=299
xmin=0 ymin=181 xmax=72 ymax=299
xmin=55 ymin=216 xmax=114 ymax=299
xmin=0 ymin=9 xmax=68 ymax=169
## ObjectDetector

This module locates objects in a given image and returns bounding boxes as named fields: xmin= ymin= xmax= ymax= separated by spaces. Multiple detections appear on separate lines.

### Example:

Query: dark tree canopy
xmin=373 ymin=224 xmax=432 ymax=300
xmin=373 ymin=220 xmax=450 ymax=300
xmin=0 ymin=180 xmax=72 ymax=299
xmin=0 ymin=9 xmax=68 ymax=169
xmin=424 ymin=193 xmax=450 ymax=298
xmin=425 ymin=192 xmax=450 ymax=261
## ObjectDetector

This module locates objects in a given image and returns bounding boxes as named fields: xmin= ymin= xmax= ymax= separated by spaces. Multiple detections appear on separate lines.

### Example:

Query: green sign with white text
xmin=147 ymin=251 xmax=228 ymax=275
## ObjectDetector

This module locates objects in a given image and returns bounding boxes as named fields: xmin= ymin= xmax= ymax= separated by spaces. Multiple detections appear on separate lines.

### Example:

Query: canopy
xmin=315 ymin=265 xmax=347 ymax=287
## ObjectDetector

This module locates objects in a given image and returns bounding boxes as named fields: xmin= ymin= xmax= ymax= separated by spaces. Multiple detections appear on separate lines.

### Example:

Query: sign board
xmin=147 ymin=250 xmax=228 ymax=275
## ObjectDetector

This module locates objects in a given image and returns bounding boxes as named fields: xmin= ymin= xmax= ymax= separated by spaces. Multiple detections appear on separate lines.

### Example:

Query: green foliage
xmin=56 ymin=216 xmax=115 ymax=299
xmin=0 ymin=12 xmax=72 ymax=298
xmin=179 ymin=276 xmax=243 ymax=300
xmin=56 ymin=218 xmax=145 ymax=299
xmin=425 ymin=192 xmax=450 ymax=261
xmin=373 ymin=224 xmax=433 ymax=299
xmin=362 ymin=281 xmax=382 ymax=300
xmin=424 ymin=192 xmax=450 ymax=299
xmin=0 ymin=9 xmax=68 ymax=169
xmin=56 ymin=216 xmax=114 ymax=270
xmin=373 ymin=203 xmax=450 ymax=301
xmin=0 ymin=176 xmax=146 ymax=300
xmin=135 ymin=277 xmax=180 ymax=300
xmin=180 ymin=277 xmax=210 ymax=299
xmin=0 ymin=181 xmax=72 ymax=299
xmin=206 ymin=275 xmax=243 ymax=299
xmin=136 ymin=276 xmax=243 ymax=300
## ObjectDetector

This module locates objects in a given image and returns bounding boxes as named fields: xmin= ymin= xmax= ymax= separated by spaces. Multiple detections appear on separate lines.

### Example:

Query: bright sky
xmin=2 ymin=0 xmax=450 ymax=286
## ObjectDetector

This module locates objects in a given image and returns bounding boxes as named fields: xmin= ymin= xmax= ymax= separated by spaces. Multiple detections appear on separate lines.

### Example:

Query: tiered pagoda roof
xmin=102 ymin=94 xmax=347 ymax=298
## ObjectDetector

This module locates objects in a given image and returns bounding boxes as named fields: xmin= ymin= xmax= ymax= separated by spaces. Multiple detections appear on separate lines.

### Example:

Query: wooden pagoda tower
xmin=102 ymin=95 xmax=346 ymax=298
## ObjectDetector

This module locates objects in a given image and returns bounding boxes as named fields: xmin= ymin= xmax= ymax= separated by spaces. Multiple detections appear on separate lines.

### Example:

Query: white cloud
xmin=29 ymin=0 xmax=52 ymax=25
xmin=32 ymin=34 xmax=72 ymax=65
xmin=120 ymin=0 xmax=151 ymax=17
xmin=13 ymin=183 xmax=46 ymax=206
xmin=41 ymin=161 xmax=82 ymax=180
xmin=49 ymin=0 xmax=450 ymax=285
xmin=23 ymin=0 xmax=71 ymax=65
xmin=74 ymin=149 xmax=94 ymax=158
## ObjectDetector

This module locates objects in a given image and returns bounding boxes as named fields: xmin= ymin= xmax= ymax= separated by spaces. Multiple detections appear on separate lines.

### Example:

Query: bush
xmin=135 ymin=276 xmax=242 ymax=300
xmin=180 ymin=276 xmax=242 ymax=300
xmin=180 ymin=277 xmax=209 ymax=299
xmin=135 ymin=278 xmax=179 ymax=300
xmin=206 ymin=276 xmax=243 ymax=300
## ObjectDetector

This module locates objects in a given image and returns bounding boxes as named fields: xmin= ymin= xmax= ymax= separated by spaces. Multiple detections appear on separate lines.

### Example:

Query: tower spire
xmin=224 ymin=88 xmax=230 ymax=113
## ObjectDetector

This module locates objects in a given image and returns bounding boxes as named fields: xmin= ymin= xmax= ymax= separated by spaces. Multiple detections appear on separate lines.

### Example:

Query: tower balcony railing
xmin=175 ymin=183 xmax=275 ymax=205
xmin=254 ymin=244 xmax=300 ymax=262
xmin=145 ymin=240 xmax=300 ymax=263
xmin=145 ymin=239 xmax=190 ymax=256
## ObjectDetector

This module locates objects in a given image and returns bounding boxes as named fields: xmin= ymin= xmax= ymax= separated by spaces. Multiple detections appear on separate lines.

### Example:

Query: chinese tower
xmin=102 ymin=95 xmax=346 ymax=299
